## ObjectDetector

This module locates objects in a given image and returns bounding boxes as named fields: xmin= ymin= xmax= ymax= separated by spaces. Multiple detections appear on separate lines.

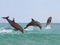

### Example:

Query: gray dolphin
xmin=2 ymin=16 xmax=24 ymax=33
xmin=46 ymin=17 xmax=52 ymax=26
xmin=24 ymin=18 xmax=42 ymax=29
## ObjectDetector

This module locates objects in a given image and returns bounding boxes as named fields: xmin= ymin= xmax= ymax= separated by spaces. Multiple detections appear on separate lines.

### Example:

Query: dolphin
xmin=2 ymin=16 xmax=24 ymax=33
xmin=24 ymin=18 xmax=42 ymax=29
xmin=46 ymin=17 xmax=52 ymax=26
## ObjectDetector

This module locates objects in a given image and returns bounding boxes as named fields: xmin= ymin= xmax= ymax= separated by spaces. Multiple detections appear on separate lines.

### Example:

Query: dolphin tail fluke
xmin=2 ymin=16 xmax=9 ymax=19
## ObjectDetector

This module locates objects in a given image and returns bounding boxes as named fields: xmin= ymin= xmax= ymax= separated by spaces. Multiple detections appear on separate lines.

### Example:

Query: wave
xmin=0 ymin=27 xmax=13 ymax=33
xmin=0 ymin=25 xmax=52 ymax=34
xmin=0 ymin=26 xmax=34 ymax=34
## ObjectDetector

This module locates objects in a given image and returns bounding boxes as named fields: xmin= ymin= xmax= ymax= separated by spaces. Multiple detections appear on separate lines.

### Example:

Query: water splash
xmin=0 ymin=27 xmax=13 ymax=33
xmin=24 ymin=26 xmax=34 ymax=31
xmin=45 ymin=25 xmax=51 ymax=29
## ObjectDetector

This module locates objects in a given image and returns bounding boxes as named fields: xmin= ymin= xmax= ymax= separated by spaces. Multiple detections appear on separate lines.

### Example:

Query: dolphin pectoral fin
xmin=13 ymin=29 xmax=18 ymax=31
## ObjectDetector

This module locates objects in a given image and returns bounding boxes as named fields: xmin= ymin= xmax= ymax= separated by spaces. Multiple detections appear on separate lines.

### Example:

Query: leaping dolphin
xmin=46 ymin=17 xmax=52 ymax=26
xmin=24 ymin=18 xmax=42 ymax=29
xmin=2 ymin=16 xmax=24 ymax=33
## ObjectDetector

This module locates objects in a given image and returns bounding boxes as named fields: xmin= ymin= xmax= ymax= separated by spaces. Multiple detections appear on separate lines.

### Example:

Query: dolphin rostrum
xmin=24 ymin=18 xmax=42 ymax=29
xmin=2 ymin=16 xmax=24 ymax=33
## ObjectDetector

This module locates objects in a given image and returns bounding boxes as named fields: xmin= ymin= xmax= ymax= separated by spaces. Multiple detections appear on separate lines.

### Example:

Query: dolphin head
xmin=2 ymin=16 xmax=9 ymax=19
xmin=49 ymin=17 xmax=52 ymax=20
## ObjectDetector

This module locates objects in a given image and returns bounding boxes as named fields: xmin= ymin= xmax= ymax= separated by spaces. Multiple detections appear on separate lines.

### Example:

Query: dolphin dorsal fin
xmin=12 ymin=18 xmax=15 ymax=22
xmin=31 ymin=18 xmax=35 ymax=21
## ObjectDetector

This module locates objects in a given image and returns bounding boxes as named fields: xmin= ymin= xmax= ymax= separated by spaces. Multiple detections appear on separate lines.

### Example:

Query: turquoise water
xmin=0 ymin=23 xmax=60 ymax=45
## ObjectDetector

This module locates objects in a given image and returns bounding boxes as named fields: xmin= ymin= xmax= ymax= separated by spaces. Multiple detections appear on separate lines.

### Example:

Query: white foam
xmin=24 ymin=26 xmax=34 ymax=31
xmin=45 ymin=25 xmax=51 ymax=29
xmin=0 ymin=27 xmax=13 ymax=33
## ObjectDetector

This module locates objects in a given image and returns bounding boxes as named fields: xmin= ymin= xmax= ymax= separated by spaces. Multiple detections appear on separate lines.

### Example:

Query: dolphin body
xmin=24 ymin=18 xmax=42 ymax=29
xmin=46 ymin=17 xmax=52 ymax=26
xmin=2 ymin=16 xmax=24 ymax=33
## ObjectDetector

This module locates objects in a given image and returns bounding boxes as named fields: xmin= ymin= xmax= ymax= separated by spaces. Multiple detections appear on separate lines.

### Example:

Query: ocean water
xmin=0 ymin=23 xmax=60 ymax=45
